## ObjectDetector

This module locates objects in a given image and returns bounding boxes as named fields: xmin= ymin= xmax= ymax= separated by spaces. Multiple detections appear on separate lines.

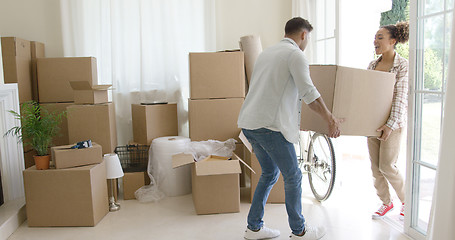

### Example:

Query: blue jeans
xmin=242 ymin=128 xmax=305 ymax=235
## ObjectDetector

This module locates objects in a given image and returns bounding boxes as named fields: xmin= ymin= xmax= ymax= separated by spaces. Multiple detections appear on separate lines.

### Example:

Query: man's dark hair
xmin=285 ymin=17 xmax=313 ymax=35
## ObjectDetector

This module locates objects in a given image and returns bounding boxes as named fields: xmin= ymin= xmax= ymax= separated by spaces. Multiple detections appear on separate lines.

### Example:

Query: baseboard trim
xmin=0 ymin=198 xmax=26 ymax=240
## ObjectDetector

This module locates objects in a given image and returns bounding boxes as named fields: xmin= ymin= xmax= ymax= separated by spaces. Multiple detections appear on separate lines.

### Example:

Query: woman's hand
xmin=377 ymin=124 xmax=393 ymax=141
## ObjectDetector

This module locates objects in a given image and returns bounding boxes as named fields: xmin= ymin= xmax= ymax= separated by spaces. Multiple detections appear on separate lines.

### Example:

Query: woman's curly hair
xmin=381 ymin=21 xmax=409 ymax=45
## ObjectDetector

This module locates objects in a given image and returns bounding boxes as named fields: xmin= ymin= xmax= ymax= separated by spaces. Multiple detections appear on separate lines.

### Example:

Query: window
xmin=407 ymin=0 xmax=453 ymax=238
xmin=313 ymin=0 xmax=338 ymax=64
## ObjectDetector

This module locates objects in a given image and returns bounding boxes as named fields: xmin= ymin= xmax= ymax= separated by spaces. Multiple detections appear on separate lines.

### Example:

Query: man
xmin=238 ymin=17 xmax=343 ymax=240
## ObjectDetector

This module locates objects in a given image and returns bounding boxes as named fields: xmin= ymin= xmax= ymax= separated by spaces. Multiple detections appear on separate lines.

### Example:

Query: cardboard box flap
xmin=70 ymin=81 xmax=111 ymax=91
xmin=172 ymin=153 xmax=195 ymax=168
xmin=195 ymin=160 xmax=241 ymax=176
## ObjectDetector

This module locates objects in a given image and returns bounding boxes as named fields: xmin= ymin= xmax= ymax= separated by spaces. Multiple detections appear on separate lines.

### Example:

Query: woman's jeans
xmin=242 ymin=128 xmax=305 ymax=235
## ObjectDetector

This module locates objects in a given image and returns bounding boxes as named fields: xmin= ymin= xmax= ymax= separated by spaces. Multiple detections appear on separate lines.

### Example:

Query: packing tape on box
xmin=150 ymin=136 xmax=191 ymax=197
xmin=239 ymin=35 xmax=263 ymax=86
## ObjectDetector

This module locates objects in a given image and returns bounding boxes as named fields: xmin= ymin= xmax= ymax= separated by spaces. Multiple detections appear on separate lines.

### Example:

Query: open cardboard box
xmin=172 ymin=153 xmax=253 ymax=215
xmin=51 ymin=142 xmax=103 ymax=169
xmin=70 ymin=81 xmax=111 ymax=104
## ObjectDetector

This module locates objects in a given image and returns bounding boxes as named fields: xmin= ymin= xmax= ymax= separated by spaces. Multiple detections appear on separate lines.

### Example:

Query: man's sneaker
xmin=289 ymin=225 xmax=326 ymax=240
xmin=372 ymin=202 xmax=394 ymax=219
xmin=244 ymin=226 xmax=280 ymax=239
xmin=399 ymin=203 xmax=405 ymax=220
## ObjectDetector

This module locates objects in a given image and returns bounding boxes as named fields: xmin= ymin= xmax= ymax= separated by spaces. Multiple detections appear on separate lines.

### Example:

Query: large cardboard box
xmin=40 ymin=102 xmax=73 ymax=146
xmin=1 ymin=37 xmax=33 ymax=103
xmin=23 ymin=161 xmax=109 ymax=227
xmin=31 ymin=41 xmax=45 ymax=101
xmin=300 ymin=65 xmax=395 ymax=136
xmin=37 ymin=57 xmax=97 ymax=103
xmin=172 ymin=154 xmax=250 ymax=215
xmin=189 ymin=98 xmax=244 ymax=141
xmin=67 ymin=103 xmax=117 ymax=154
xmin=51 ymin=143 xmax=103 ymax=169
xmin=69 ymin=81 xmax=110 ymax=104
xmin=132 ymin=103 xmax=178 ymax=145
xmin=189 ymin=52 xmax=245 ymax=99
xmin=245 ymin=150 xmax=285 ymax=203
xmin=123 ymin=171 xmax=150 ymax=200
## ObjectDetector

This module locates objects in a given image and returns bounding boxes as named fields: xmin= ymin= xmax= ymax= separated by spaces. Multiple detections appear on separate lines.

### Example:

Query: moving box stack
xmin=24 ymin=143 xmax=108 ymax=227
xmin=25 ymin=56 xmax=113 ymax=226
xmin=1 ymin=37 xmax=45 ymax=168
xmin=125 ymin=102 xmax=179 ymax=200
xmin=1 ymin=41 xmax=113 ymax=227
xmin=184 ymin=51 xmax=248 ymax=214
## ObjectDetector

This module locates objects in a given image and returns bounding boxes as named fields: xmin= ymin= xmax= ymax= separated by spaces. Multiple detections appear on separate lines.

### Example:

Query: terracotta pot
xmin=33 ymin=155 xmax=50 ymax=170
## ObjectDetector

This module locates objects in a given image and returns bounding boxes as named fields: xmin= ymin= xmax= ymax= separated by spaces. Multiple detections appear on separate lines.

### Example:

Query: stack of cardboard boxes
xmin=184 ymin=51 xmax=249 ymax=214
xmin=2 ymin=37 xmax=116 ymax=226
xmin=23 ymin=143 xmax=108 ymax=227
xmin=125 ymin=102 xmax=178 ymax=200
xmin=1 ymin=37 xmax=45 ymax=168
xmin=25 ymin=57 xmax=115 ymax=227
xmin=35 ymin=56 xmax=118 ymax=156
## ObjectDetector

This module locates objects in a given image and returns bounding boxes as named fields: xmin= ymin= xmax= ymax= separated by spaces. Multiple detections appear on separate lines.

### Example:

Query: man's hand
xmin=377 ymin=124 xmax=393 ymax=141
xmin=307 ymin=97 xmax=344 ymax=138
xmin=327 ymin=116 xmax=344 ymax=138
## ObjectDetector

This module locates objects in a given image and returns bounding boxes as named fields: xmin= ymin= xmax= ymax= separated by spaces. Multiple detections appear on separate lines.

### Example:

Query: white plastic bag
xmin=188 ymin=138 xmax=237 ymax=161
xmin=134 ymin=144 xmax=166 ymax=202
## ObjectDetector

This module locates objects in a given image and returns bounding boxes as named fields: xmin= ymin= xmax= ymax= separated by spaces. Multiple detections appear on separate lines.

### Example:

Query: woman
xmin=368 ymin=22 xmax=409 ymax=220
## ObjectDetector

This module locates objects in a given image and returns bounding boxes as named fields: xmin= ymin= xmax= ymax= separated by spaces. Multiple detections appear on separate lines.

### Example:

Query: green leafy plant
xmin=5 ymin=101 xmax=65 ymax=156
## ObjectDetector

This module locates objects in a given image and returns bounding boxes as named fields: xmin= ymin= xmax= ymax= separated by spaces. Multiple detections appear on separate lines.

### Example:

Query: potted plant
xmin=5 ymin=101 xmax=65 ymax=170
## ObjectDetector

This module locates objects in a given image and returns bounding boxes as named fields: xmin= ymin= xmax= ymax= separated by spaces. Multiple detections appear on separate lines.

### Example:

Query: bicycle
xmin=297 ymin=131 xmax=336 ymax=202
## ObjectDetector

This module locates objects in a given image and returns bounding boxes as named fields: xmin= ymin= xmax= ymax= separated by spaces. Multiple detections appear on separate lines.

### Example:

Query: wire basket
xmin=114 ymin=144 xmax=149 ymax=172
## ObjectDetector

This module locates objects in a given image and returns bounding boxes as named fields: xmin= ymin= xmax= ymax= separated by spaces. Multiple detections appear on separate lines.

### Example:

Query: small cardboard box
xmin=37 ymin=57 xmax=97 ymax=103
xmin=172 ymin=154 xmax=252 ymax=215
xmin=40 ymin=102 xmax=73 ymax=146
xmin=67 ymin=103 xmax=117 ymax=154
xmin=123 ymin=171 xmax=150 ymax=200
xmin=189 ymin=98 xmax=244 ymax=141
xmin=23 ymin=161 xmax=109 ymax=227
xmin=131 ymin=103 xmax=178 ymax=145
xmin=30 ymin=41 xmax=45 ymax=101
xmin=51 ymin=143 xmax=103 ymax=169
xmin=300 ymin=65 xmax=396 ymax=136
xmin=1 ymin=37 xmax=33 ymax=103
xmin=189 ymin=51 xmax=245 ymax=99
xmin=69 ymin=81 xmax=111 ymax=104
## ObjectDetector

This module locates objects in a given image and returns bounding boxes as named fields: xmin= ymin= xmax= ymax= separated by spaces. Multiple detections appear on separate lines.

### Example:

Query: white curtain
xmin=291 ymin=0 xmax=314 ymax=62
xmin=60 ymin=0 xmax=216 ymax=144
xmin=427 ymin=5 xmax=455 ymax=240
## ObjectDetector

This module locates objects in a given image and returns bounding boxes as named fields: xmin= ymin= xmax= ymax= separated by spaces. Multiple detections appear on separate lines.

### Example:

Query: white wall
xmin=0 ymin=0 xmax=64 ymax=58
xmin=215 ymin=0 xmax=292 ymax=50
xmin=0 ymin=0 xmax=292 ymax=59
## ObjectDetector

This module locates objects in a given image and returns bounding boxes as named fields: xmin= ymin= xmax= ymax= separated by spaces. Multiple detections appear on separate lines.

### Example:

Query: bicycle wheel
xmin=307 ymin=133 xmax=336 ymax=201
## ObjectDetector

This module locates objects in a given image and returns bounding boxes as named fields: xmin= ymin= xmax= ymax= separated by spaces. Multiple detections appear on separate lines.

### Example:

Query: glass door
xmin=406 ymin=0 xmax=453 ymax=238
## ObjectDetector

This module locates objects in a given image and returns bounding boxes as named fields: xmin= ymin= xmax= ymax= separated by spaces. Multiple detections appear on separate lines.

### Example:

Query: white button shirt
xmin=237 ymin=38 xmax=321 ymax=143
